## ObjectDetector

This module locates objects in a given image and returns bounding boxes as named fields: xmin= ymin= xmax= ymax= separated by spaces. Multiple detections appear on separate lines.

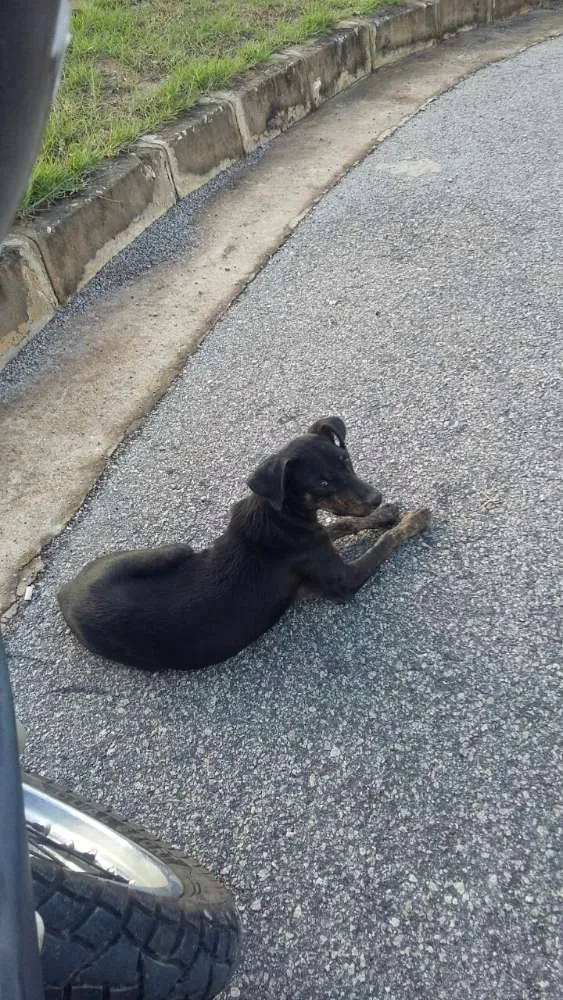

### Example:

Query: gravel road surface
xmin=6 ymin=36 xmax=562 ymax=1000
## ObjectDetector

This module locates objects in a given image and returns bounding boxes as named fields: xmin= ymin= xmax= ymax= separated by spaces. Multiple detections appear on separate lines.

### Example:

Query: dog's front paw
xmin=360 ymin=502 xmax=400 ymax=530
xmin=373 ymin=502 xmax=400 ymax=527
xmin=400 ymin=508 xmax=432 ymax=537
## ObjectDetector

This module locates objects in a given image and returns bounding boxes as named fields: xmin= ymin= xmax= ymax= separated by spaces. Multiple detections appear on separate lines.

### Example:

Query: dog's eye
xmin=320 ymin=480 xmax=329 ymax=489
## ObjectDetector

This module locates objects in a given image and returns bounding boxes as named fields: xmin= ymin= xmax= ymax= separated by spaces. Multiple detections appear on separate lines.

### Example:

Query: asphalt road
xmin=6 ymin=36 xmax=562 ymax=1000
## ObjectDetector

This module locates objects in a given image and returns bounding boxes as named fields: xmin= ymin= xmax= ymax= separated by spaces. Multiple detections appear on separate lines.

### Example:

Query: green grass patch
xmin=23 ymin=0 xmax=390 ymax=213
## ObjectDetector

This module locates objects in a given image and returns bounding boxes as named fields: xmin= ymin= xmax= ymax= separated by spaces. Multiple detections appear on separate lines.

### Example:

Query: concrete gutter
xmin=0 ymin=0 xmax=549 ymax=365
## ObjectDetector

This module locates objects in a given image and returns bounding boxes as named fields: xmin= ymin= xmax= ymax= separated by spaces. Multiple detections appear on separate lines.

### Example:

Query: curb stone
xmin=215 ymin=52 xmax=313 ymax=153
xmin=285 ymin=21 xmax=373 ymax=110
xmin=0 ymin=237 xmax=57 ymax=365
xmin=0 ymin=0 xmax=548 ymax=366
xmin=15 ymin=146 xmax=176 ymax=304
xmin=493 ymin=0 xmax=534 ymax=15
xmin=139 ymin=100 xmax=245 ymax=200
xmin=435 ymin=0 xmax=490 ymax=34
xmin=373 ymin=2 xmax=438 ymax=67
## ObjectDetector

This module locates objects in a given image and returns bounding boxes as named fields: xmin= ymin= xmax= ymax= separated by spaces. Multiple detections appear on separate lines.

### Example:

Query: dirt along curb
xmin=0 ymin=0 xmax=547 ymax=366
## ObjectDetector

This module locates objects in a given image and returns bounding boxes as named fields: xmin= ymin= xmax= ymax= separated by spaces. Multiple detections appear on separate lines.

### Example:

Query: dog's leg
xmin=346 ymin=509 xmax=431 ymax=589
xmin=325 ymin=502 xmax=400 ymax=541
xmin=300 ymin=509 xmax=430 ymax=600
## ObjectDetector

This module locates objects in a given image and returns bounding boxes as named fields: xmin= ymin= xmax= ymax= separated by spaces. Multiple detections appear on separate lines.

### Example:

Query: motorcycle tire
xmin=23 ymin=773 xmax=241 ymax=1000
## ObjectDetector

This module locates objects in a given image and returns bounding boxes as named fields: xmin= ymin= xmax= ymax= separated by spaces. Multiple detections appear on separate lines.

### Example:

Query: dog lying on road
xmin=58 ymin=417 xmax=430 ymax=670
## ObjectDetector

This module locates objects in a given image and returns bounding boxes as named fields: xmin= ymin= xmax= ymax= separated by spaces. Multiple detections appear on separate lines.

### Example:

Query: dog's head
xmin=247 ymin=416 xmax=382 ymax=515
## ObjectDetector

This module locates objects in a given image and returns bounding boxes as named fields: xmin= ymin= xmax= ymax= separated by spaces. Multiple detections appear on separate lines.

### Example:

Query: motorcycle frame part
xmin=0 ymin=0 xmax=70 ymax=246
xmin=0 ymin=634 xmax=45 ymax=1000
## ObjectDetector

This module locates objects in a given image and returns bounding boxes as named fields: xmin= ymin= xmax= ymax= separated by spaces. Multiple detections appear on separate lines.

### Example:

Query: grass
xmin=24 ymin=0 xmax=390 ymax=214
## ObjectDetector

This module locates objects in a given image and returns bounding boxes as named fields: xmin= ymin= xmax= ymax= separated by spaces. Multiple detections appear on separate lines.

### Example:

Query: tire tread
xmin=26 ymin=774 xmax=241 ymax=1000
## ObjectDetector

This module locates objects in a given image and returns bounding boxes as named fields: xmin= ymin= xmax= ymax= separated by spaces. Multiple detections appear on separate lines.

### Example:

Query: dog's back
xmin=58 ymin=527 xmax=298 ymax=670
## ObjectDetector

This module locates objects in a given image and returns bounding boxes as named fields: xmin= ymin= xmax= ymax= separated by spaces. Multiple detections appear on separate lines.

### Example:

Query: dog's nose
xmin=366 ymin=488 xmax=382 ymax=507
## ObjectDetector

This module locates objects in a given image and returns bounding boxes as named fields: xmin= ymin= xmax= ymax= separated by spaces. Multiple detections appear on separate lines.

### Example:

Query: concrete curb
xmin=0 ymin=237 xmax=57 ymax=365
xmin=0 ymin=0 xmax=547 ymax=365
xmin=16 ymin=147 xmax=176 ymax=304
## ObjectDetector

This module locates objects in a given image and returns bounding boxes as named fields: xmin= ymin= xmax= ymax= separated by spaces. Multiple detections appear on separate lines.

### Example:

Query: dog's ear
xmin=247 ymin=455 xmax=291 ymax=510
xmin=308 ymin=416 xmax=347 ymax=449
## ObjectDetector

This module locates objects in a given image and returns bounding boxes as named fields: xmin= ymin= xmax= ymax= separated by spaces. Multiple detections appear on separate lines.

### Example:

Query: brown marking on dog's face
xmin=317 ymin=493 xmax=378 ymax=517
xmin=304 ymin=491 xmax=370 ymax=516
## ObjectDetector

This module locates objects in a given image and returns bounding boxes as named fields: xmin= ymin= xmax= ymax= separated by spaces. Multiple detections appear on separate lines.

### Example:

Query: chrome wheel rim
xmin=24 ymin=777 xmax=183 ymax=896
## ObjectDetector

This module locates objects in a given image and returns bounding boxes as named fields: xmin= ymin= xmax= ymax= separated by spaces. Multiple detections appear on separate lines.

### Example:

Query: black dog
xmin=58 ymin=417 xmax=430 ymax=670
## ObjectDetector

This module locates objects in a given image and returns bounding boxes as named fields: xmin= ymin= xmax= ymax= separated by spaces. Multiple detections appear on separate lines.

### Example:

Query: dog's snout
xmin=364 ymin=487 xmax=382 ymax=508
